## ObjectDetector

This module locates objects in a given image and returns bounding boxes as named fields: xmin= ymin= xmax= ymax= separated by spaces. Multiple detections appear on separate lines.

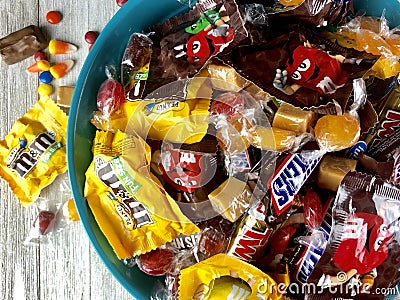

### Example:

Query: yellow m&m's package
xmin=84 ymin=130 xmax=199 ymax=259
xmin=179 ymin=254 xmax=290 ymax=300
xmin=0 ymin=97 xmax=68 ymax=206
xmin=91 ymin=97 xmax=210 ymax=144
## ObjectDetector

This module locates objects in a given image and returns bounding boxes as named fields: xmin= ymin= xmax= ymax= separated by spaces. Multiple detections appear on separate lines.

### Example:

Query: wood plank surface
xmin=0 ymin=1 xmax=135 ymax=299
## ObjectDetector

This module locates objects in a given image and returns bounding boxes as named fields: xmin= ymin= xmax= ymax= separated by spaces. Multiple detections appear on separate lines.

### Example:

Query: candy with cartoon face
xmin=157 ymin=147 xmax=217 ymax=194
xmin=185 ymin=27 xmax=234 ymax=65
xmin=285 ymin=45 xmax=349 ymax=95
xmin=333 ymin=212 xmax=392 ymax=275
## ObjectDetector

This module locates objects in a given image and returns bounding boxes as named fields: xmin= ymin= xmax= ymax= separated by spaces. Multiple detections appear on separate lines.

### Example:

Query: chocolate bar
xmin=0 ymin=25 xmax=48 ymax=65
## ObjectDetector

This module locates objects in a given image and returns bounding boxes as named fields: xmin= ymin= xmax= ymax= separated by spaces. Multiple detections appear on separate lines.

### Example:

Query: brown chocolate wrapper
xmin=147 ymin=0 xmax=247 ymax=94
xmin=219 ymin=27 xmax=378 ymax=113
xmin=264 ymin=0 xmax=353 ymax=27
xmin=365 ymin=78 xmax=400 ymax=161
xmin=0 ymin=25 xmax=48 ymax=65
xmin=306 ymin=172 xmax=400 ymax=300
xmin=357 ymin=153 xmax=394 ymax=180
xmin=121 ymin=33 xmax=153 ymax=100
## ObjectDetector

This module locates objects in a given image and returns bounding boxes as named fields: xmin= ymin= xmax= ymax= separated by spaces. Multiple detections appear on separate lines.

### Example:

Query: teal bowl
xmin=66 ymin=0 xmax=189 ymax=299
xmin=353 ymin=0 xmax=400 ymax=28
xmin=67 ymin=0 xmax=400 ymax=299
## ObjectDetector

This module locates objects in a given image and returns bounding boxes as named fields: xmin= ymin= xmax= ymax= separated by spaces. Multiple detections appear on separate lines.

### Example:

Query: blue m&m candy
xmin=39 ymin=71 xmax=54 ymax=84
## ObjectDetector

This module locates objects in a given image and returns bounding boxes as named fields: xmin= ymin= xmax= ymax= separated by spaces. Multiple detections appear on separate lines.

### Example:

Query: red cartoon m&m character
xmin=273 ymin=45 xmax=350 ymax=96
xmin=175 ymin=25 xmax=234 ymax=66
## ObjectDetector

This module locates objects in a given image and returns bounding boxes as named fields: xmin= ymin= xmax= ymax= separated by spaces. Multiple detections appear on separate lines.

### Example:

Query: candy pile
xmin=84 ymin=0 xmax=400 ymax=299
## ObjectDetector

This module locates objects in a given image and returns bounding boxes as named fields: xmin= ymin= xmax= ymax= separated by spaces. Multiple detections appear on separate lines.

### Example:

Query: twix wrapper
xmin=179 ymin=253 xmax=289 ymax=300
xmin=0 ymin=97 xmax=68 ymax=205
xmin=84 ymin=130 xmax=199 ymax=259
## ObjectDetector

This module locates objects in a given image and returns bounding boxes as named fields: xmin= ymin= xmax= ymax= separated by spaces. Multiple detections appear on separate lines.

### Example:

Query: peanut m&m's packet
xmin=0 ymin=96 xmax=68 ymax=206
xmin=84 ymin=130 xmax=199 ymax=259
xmin=179 ymin=253 xmax=290 ymax=299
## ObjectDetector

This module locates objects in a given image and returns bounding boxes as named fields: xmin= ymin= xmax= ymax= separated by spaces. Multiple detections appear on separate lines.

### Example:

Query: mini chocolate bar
xmin=227 ymin=202 xmax=274 ymax=262
xmin=0 ymin=25 xmax=48 ymax=65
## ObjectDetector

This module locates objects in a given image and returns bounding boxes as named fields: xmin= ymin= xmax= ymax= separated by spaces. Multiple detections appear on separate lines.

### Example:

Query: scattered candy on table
xmin=48 ymin=39 xmax=78 ymax=54
xmin=46 ymin=11 xmax=62 ymax=24
xmin=0 ymin=25 xmax=48 ymax=64
xmin=26 ymin=60 xmax=51 ymax=73
xmin=57 ymin=86 xmax=75 ymax=108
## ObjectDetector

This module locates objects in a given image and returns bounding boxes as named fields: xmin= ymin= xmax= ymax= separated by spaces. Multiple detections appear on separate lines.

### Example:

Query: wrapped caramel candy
xmin=317 ymin=154 xmax=357 ymax=192
xmin=209 ymin=177 xmax=252 ymax=222
xmin=272 ymin=102 xmax=316 ymax=134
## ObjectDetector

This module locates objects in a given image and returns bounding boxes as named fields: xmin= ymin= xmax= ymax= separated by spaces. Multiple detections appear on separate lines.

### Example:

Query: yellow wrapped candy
xmin=0 ymin=96 xmax=68 ymax=205
xmin=179 ymin=253 xmax=289 ymax=300
xmin=91 ymin=98 xmax=210 ymax=144
xmin=84 ymin=130 xmax=199 ymax=259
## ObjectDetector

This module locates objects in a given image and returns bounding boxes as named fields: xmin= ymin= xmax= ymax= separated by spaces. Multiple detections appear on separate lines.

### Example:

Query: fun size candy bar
xmin=0 ymin=25 xmax=48 ymax=65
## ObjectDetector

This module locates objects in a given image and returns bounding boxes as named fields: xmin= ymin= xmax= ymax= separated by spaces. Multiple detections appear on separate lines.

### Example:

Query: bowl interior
xmin=67 ymin=0 xmax=400 ymax=299
xmin=67 ymin=0 xmax=189 ymax=298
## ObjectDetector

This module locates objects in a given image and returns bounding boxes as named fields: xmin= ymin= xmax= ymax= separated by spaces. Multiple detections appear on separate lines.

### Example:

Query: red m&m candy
xmin=46 ymin=11 xmax=62 ymax=24
xmin=34 ymin=51 xmax=47 ymax=62
xmin=84 ymin=31 xmax=99 ymax=44
xmin=116 ymin=0 xmax=128 ymax=7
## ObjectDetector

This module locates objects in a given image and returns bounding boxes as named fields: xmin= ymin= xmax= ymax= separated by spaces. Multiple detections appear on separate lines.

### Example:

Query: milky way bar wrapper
xmin=147 ymin=0 xmax=247 ymax=93
xmin=307 ymin=172 xmax=400 ymax=300
xmin=0 ymin=25 xmax=48 ymax=65
xmin=121 ymin=33 xmax=152 ymax=101
xmin=219 ymin=28 xmax=377 ymax=113
xmin=365 ymin=78 xmax=400 ymax=161
xmin=227 ymin=201 xmax=274 ymax=262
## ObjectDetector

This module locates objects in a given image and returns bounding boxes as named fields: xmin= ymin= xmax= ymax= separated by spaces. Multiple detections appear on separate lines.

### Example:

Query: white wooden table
xmin=0 ymin=1 xmax=135 ymax=299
